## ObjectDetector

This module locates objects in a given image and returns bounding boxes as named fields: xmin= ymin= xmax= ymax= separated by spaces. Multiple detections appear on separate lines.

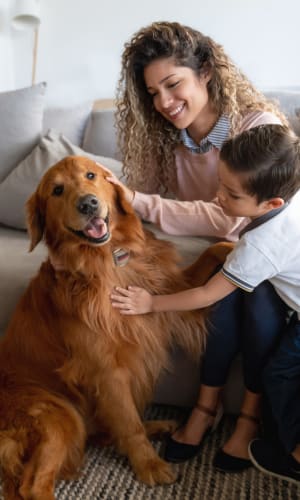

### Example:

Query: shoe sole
xmin=214 ymin=463 xmax=252 ymax=473
xmin=248 ymin=448 xmax=300 ymax=486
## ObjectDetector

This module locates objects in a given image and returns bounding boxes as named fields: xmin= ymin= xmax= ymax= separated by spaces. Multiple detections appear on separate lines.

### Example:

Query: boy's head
xmin=217 ymin=124 xmax=300 ymax=219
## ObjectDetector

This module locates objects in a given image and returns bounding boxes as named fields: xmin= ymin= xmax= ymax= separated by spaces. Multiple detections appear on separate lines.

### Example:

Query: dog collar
xmin=112 ymin=248 xmax=130 ymax=267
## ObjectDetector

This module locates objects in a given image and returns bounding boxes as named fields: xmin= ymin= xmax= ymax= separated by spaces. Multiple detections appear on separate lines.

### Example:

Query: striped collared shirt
xmin=180 ymin=114 xmax=230 ymax=154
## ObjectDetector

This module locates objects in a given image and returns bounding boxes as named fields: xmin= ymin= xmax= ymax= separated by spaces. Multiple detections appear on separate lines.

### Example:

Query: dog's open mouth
xmin=68 ymin=215 xmax=110 ymax=245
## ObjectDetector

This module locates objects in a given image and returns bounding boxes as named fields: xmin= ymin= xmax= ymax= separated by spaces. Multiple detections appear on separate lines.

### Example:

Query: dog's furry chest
xmin=45 ymin=274 xmax=171 ymax=406
xmin=56 ymin=312 xmax=167 ymax=413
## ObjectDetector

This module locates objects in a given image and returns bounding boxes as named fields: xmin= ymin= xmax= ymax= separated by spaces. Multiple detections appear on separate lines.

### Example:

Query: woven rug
xmin=0 ymin=404 xmax=299 ymax=500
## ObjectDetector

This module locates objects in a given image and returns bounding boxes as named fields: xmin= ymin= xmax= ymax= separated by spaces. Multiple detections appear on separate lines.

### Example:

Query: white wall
xmin=0 ymin=0 xmax=14 ymax=90
xmin=2 ymin=0 xmax=300 ymax=105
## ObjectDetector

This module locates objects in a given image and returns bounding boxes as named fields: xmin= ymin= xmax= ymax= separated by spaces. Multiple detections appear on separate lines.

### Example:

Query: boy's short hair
xmin=220 ymin=124 xmax=300 ymax=203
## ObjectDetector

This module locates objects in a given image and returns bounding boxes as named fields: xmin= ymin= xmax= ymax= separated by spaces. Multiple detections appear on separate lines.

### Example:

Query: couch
xmin=0 ymin=83 xmax=299 ymax=414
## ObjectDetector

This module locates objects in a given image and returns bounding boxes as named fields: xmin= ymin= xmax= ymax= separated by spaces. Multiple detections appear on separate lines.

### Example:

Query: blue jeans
xmin=201 ymin=281 xmax=288 ymax=393
xmin=263 ymin=313 xmax=300 ymax=453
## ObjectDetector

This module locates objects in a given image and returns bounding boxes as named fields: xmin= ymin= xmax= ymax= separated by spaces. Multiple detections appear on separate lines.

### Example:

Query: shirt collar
xmin=239 ymin=202 xmax=289 ymax=238
xmin=180 ymin=114 xmax=230 ymax=154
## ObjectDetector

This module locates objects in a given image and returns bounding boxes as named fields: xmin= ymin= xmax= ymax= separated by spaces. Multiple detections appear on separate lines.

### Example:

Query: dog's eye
xmin=52 ymin=185 xmax=64 ymax=196
xmin=86 ymin=172 xmax=96 ymax=180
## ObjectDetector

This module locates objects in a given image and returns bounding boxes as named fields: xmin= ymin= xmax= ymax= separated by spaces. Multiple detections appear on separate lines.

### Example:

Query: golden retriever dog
xmin=0 ymin=156 xmax=232 ymax=499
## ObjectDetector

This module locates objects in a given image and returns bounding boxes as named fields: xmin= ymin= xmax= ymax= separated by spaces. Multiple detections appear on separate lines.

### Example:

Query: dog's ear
xmin=26 ymin=191 xmax=45 ymax=252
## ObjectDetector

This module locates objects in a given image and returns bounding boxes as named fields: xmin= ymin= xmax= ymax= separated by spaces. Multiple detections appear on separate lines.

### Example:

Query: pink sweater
xmin=132 ymin=111 xmax=282 ymax=242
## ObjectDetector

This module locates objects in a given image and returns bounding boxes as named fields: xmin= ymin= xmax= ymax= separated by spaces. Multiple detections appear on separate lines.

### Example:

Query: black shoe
xmin=164 ymin=428 xmax=211 ymax=463
xmin=213 ymin=448 xmax=252 ymax=472
xmin=213 ymin=410 xmax=259 ymax=472
xmin=163 ymin=403 xmax=223 ymax=464
xmin=249 ymin=438 xmax=300 ymax=485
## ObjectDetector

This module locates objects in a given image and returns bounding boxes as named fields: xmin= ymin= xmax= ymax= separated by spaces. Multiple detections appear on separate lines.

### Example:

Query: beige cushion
xmin=0 ymin=82 xmax=47 ymax=183
xmin=0 ymin=129 xmax=122 ymax=230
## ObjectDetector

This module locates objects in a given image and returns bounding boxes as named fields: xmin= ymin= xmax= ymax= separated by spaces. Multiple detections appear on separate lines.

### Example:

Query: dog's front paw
xmin=144 ymin=419 xmax=178 ymax=439
xmin=135 ymin=456 xmax=176 ymax=485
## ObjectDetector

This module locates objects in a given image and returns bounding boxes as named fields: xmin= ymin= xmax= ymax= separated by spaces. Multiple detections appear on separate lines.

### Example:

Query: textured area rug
xmin=0 ymin=404 xmax=299 ymax=499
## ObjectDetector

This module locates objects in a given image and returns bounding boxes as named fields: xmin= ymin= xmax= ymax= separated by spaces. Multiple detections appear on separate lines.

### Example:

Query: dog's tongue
xmin=84 ymin=217 xmax=107 ymax=239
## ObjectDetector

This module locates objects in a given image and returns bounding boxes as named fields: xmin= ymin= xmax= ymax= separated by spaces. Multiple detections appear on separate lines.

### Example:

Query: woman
xmin=114 ymin=21 xmax=287 ymax=240
xmin=107 ymin=21 xmax=289 ymax=471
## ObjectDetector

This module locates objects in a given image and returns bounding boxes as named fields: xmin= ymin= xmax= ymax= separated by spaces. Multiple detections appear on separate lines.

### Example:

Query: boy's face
xmin=217 ymin=160 xmax=278 ymax=219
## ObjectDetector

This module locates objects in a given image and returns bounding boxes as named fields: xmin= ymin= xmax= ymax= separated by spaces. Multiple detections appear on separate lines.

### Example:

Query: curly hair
xmin=116 ymin=21 xmax=288 ymax=193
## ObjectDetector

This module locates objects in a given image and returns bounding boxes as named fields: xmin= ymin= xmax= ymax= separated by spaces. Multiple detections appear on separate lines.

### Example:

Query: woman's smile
xmin=167 ymin=103 xmax=185 ymax=120
xmin=144 ymin=57 xmax=213 ymax=132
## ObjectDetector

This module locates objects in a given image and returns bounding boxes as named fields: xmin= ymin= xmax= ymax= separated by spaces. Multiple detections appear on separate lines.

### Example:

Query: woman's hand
xmin=97 ymin=163 xmax=135 ymax=204
xmin=111 ymin=286 xmax=153 ymax=314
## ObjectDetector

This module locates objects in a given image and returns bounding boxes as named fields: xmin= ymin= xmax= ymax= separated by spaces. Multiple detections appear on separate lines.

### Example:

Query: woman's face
xmin=143 ymin=57 xmax=213 ymax=134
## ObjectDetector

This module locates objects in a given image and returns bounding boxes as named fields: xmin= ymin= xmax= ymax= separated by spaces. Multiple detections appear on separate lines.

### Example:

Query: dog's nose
xmin=77 ymin=194 xmax=99 ymax=215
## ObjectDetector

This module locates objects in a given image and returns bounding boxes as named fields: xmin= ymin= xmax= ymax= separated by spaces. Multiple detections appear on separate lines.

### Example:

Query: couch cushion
xmin=43 ymin=101 xmax=93 ymax=146
xmin=264 ymin=89 xmax=300 ymax=136
xmin=0 ymin=129 xmax=123 ymax=230
xmin=0 ymin=226 xmax=47 ymax=336
xmin=153 ymin=345 xmax=244 ymax=413
xmin=0 ymin=82 xmax=47 ymax=183
xmin=82 ymin=108 xmax=120 ymax=159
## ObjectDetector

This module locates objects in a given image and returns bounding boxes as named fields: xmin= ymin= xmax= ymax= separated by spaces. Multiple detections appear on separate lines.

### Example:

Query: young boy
xmin=111 ymin=124 xmax=300 ymax=482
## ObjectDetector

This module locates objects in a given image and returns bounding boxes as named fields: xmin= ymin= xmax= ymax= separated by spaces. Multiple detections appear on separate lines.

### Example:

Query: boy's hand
xmin=111 ymin=286 xmax=153 ymax=314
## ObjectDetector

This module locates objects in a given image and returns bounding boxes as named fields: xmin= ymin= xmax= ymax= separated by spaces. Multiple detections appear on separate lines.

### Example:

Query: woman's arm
xmin=110 ymin=271 xmax=237 ymax=315
xmin=132 ymin=193 xmax=247 ymax=241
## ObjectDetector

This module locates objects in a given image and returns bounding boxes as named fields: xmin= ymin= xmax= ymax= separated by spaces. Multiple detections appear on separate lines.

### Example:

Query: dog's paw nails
xmin=164 ymin=419 xmax=178 ymax=434
xmin=136 ymin=457 xmax=177 ymax=485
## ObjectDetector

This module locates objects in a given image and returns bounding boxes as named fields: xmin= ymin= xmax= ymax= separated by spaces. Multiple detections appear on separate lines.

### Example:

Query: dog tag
xmin=112 ymin=248 xmax=130 ymax=267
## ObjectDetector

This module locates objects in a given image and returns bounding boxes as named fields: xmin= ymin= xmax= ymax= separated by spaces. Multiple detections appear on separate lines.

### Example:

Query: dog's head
xmin=26 ymin=156 xmax=144 ymax=255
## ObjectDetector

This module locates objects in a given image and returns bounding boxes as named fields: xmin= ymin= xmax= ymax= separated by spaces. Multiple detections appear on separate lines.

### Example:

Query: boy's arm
xmin=110 ymin=271 xmax=237 ymax=315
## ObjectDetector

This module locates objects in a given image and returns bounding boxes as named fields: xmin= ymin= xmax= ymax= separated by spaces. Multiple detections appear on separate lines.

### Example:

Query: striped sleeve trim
xmin=221 ymin=268 xmax=254 ymax=292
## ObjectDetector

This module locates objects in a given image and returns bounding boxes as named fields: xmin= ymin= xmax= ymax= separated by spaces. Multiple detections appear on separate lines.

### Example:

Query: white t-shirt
xmin=222 ymin=190 xmax=300 ymax=319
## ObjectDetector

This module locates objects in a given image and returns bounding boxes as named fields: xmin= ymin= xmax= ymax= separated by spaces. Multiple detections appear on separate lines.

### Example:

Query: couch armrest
xmin=93 ymin=99 xmax=115 ymax=110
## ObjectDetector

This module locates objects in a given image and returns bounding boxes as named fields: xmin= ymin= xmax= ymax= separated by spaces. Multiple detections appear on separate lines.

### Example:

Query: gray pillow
xmin=82 ymin=108 xmax=120 ymax=159
xmin=264 ymin=90 xmax=300 ymax=136
xmin=0 ymin=82 xmax=47 ymax=183
xmin=0 ymin=129 xmax=123 ymax=230
xmin=43 ymin=101 xmax=93 ymax=146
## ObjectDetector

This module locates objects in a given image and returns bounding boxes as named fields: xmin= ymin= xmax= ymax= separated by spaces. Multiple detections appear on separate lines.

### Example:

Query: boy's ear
xmin=265 ymin=197 xmax=285 ymax=210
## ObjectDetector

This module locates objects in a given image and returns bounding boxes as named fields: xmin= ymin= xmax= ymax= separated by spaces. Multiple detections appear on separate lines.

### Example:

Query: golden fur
xmin=0 ymin=156 xmax=232 ymax=498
